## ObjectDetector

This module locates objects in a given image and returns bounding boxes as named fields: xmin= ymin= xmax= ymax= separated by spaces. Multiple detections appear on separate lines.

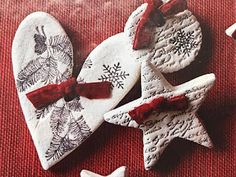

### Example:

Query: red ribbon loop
xmin=133 ymin=0 xmax=187 ymax=50
xmin=159 ymin=0 xmax=187 ymax=17
xmin=128 ymin=95 xmax=189 ymax=124
xmin=26 ymin=78 xmax=112 ymax=109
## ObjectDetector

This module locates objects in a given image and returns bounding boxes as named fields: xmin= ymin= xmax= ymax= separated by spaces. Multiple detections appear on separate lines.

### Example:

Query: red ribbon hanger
xmin=133 ymin=0 xmax=187 ymax=50
xmin=128 ymin=95 xmax=189 ymax=124
xmin=26 ymin=78 xmax=112 ymax=109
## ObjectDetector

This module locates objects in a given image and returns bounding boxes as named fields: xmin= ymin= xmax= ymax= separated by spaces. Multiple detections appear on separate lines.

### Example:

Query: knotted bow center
xmin=59 ymin=78 xmax=77 ymax=100
xmin=26 ymin=77 xmax=112 ymax=109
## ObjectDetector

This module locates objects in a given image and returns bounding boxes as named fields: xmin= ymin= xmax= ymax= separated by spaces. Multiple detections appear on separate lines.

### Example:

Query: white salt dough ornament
xmin=80 ymin=166 xmax=127 ymax=177
xmin=104 ymin=61 xmax=215 ymax=170
xmin=225 ymin=23 xmax=236 ymax=39
xmin=12 ymin=12 xmax=139 ymax=169
xmin=124 ymin=3 xmax=202 ymax=73
xmin=78 ymin=33 xmax=140 ymax=130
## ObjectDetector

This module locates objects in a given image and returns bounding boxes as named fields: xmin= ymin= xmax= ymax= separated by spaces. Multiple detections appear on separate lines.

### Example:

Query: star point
xmin=80 ymin=166 xmax=127 ymax=177
xmin=104 ymin=61 xmax=215 ymax=170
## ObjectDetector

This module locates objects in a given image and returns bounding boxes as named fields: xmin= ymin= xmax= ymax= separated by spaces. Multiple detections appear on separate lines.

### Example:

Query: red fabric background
xmin=0 ymin=0 xmax=235 ymax=176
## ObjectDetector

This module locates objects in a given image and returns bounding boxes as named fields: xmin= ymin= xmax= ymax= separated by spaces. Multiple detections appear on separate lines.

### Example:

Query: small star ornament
xmin=104 ymin=61 xmax=216 ymax=170
xmin=225 ymin=23 xmax=236 ymax=40
xmin=80 ymin=166 xmax=127 ymax=177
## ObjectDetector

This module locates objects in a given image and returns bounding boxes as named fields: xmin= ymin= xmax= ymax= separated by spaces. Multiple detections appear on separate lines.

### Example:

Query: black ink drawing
xmin=98 ymin=62 xmax=129 ymax=89
xmin=55 ymin=68 xmax=72 ymax=83
xmin=170 ymin=29 xmax=197 ymax=56
xmin=45 ymin=97 xmax=88 ymax=161
xmin=49 ymin=35 xmax=73 ymax=67
xmin=35 ymin=104 xmax=53 ymax=120
xmin=16 ymin=25 xmax=90 ymax=161
xmin=66 ymin=97 xmax=84 ymax=112
xmin=82 ymin=58 xmax=93 ymax=69
xmin=50 ymin=105 xmax=71 ymax=135
xmin=16 ymin=26 xmax=73 ymax=92
xmin=45 ymin=105 xmax=92 ymax=161
xmin=34 ymin=26 xmax=47 ymax=55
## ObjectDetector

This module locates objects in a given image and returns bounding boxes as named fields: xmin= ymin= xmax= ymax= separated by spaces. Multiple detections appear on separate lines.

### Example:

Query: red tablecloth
xmin=0 ymin=0 xmax=235 ymax=176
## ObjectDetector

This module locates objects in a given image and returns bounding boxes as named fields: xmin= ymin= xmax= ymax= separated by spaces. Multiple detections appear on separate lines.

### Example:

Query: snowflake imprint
xmin=170 ymin=29 xmax=197 ymax=57
xmin=98 ymin=62 xmax=129 ymax=89
xmin=82 ymin=58 xmax=93 ymax=69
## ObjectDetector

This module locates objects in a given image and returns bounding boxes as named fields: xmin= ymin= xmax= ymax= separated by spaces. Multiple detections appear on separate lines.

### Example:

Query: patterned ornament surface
xmin=12 ymin=12 xmax=86 ymax=169
xmin=12 ymin=13 xmax=139 ymax=169
xmin=12 ymin=0 xmax=208 ymax=170
xmin=104 ymin=61 xmax=215 ymax=170
xmin=124 ymin=3 xmax=202 ymax=73
xmin=98 ymin=62 xmax=130 ymax=89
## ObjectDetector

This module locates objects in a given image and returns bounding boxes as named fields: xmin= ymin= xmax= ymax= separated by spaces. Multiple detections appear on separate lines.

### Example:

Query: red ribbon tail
xmin=26 ymin=84 xmax=63 ymax=109
xmin=159 ymin=0 xmax=187 ymax=16
xmin=133 ymin=0 xmax=188 ymax=50
xmin=163 ymin=95 xmax=189 ymax=111
xmin=76 ymin=81 xmax=112 ymax=99
xmin=128 ymin=95 xmax=188 ymax=124
xmin=133 ymin=0 xmax=165 ymax=50
xmin=129 ymin=104 xmax=151 ymax=125
xmin=133 ymin=4 xmax=154 ymax=50
xmin=128 ymin=97 xmax=164 ymax=124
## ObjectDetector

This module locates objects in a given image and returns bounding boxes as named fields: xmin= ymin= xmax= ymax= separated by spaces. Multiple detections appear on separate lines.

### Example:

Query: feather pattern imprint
xmin=16 ymin=26 xmax=73 ymax=92
xmin=16 ymin=25 xmax=92 ymax=161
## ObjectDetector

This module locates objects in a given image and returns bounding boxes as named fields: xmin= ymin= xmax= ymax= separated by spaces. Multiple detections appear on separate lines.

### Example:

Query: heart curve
xmin=12 ymin=12 xmax=140 ymax=169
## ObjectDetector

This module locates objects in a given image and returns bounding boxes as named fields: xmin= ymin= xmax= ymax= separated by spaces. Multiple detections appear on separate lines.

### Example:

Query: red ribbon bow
xmin=133 ymin=0 xmax=187 ymax=50
xmin=26 ymin=78 xmax=111 ymax=109
xmin=128 ymin=95 xmax=189 ymax=124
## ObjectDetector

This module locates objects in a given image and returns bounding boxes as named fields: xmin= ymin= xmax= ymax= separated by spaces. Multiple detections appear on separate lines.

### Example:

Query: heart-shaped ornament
xmin=12 ymin=13 xmax=140 ymax=169
xmin=12 ymin=12 xmax=76 ymax=169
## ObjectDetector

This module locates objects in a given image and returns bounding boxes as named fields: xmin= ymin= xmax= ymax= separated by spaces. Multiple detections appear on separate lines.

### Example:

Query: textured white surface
xmin=12 ymin=13 xmax=140 ymax=170
xmin=124 ymin=3 xmax=202 ymax=73
xmin=225 ymin=23 xmax=236 ymax=38
xmin=104 ymin=61 xmax=215 ymax=170
xmin=12 ymin=1 xmax=205 ymax=170
xmin=80 ymin=166 xmax=127 ymax=177
xmin=79 ymin=33 xmax=140 ymax=131
xmin=12 ymin=12 xmax=75 ymax=170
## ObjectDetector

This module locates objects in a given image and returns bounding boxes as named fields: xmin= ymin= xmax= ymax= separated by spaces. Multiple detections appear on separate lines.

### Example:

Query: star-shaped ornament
xmin=80 ymin=166 xmax=127 ymax=177
xmin=104 ymin=61 xmax=215 ymax=170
